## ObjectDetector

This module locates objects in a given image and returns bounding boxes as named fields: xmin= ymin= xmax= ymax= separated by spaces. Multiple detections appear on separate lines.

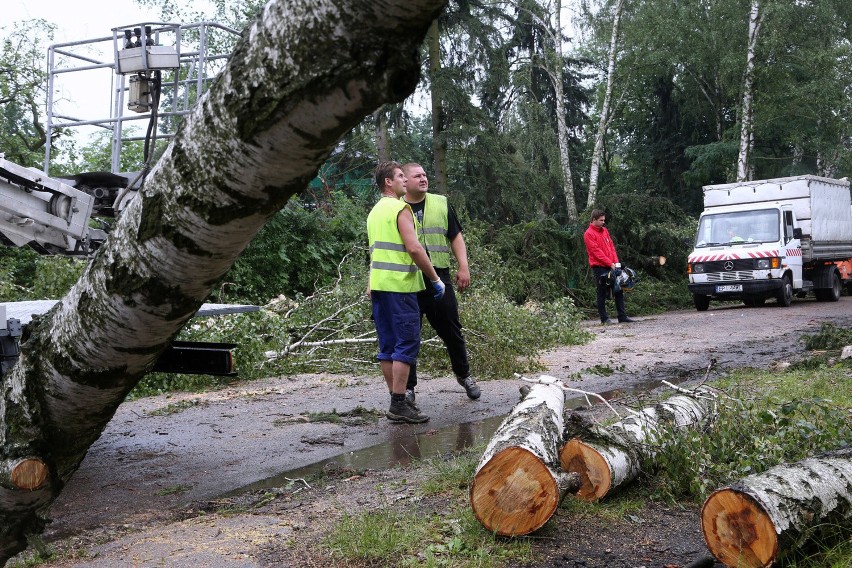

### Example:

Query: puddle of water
xmin=229 ymin=379 xmax=687 ymax=496
xmin=228 ymin=414 xmax=507 ymax=496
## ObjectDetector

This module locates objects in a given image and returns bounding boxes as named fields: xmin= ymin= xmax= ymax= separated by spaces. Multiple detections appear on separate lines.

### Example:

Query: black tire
xmin=693 ymin=294 xmax=710 ymax=312
xmin=814 ymin=271 xmax=841 ymax=302
xmin=776 ymin=274 xmax=793 ymax=307
xmin=827 ymin=272 xmax=841 ymax=302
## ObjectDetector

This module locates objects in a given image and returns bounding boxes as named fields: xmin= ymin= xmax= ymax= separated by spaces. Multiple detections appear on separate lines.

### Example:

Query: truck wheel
xmin=827 ymin=272 xmax=841 ymax=302
xmin=693 ymin=294 xmax=710 ymax=311
xmin=776 ymin=275 xmax=793 ymax=307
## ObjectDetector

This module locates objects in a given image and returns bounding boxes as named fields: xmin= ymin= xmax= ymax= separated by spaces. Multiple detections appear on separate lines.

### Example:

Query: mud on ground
xmin=16 ymin=298 xmax=852 ymax=567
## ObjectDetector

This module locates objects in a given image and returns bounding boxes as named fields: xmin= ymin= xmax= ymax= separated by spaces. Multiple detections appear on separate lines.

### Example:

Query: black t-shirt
xmin=405 ymin=198 xmax=463 ymax=242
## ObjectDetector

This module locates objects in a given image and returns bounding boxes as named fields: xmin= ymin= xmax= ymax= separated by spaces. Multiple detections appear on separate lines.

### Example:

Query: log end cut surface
xmin=701 ymin=488 xmax=777 ymax=568
xmin=470 ymin=447 xmax=559 ymax=536
xmin=11 ymin=458 xmax=49 ymax=490
xmin=559 ymin=438 xmax=611 ymax=501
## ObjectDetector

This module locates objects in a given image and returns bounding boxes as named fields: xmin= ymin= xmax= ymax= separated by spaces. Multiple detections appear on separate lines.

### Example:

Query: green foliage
xmin=0 ymin=249 xmax=85 ymax=301
xmin=802 ymin=322 xmax=852 ymax=351
xmin=131 ymin=223 xmax=594 ymax=396
xmin=28 ymin=257 xmax=87 ymax=299
xmin=618 ymin=277 xmax=694 ymax=315
xmin=420 ymin=289 xmax=589 ymax=380
xmin=594 ymin=192 xmax=696 ymax=283
xmin=0 ymin=19 xmax=56 ymax=168
xmin=480 ymin=218 xmax=587 ymax=303
xmin=67 ymin=129 xmax=147 ymax=174
xmin=558 ymin=492 xmax=645 ymax=521
xmin=216 ymin=195 xmax=369 ymax=304
xmin=0 ymin=248 xmax=38 ymax=301
xmin=646 ymin=367 xmax=852 ymax=503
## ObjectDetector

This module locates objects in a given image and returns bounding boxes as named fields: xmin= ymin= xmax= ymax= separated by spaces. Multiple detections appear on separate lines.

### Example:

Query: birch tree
xmin=551 ymin=0 xmax=579 ymax=222
xmin=510 ymin=0 xmax=580 ymax=221
xmin=586 ymin=0 xmax=624 ymax=208
xmin=736 ymin=0 xmax=762 ymax=182
xmin=0 ymin=0 xmax=446 ymax=563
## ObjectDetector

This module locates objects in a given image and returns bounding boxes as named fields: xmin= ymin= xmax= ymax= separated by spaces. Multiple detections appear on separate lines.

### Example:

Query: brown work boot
xmin=386 ymin=400 xmax=429 ymax=424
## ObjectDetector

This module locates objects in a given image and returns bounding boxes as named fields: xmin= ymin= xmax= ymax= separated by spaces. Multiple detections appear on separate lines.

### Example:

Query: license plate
xmin=716 ymin=284 xmax=743 ymax=293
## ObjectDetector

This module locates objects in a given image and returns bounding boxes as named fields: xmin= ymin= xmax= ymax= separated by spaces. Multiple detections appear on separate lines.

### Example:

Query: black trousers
xmin=592 ymin=266 xmax=627 ymax=322
xmin=406 ymin=269 xmax=470 ymax=390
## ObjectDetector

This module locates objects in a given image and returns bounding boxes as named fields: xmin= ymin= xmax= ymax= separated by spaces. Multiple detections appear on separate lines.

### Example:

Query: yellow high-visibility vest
xmin=367 ymin=197 xmax=425 ymax=293
xmin=418 ymin=193 xmax=450 ymax=269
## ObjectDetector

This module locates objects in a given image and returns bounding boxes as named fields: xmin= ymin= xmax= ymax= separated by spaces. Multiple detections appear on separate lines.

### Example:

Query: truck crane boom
xmin=0 ymin=155 xmax=107 ymax=254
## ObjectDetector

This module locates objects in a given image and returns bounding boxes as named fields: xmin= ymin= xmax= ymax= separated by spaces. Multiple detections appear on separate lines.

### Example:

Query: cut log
xmin=701 ymin=446 xmax=852 ymax=568
xmin=560 ymin=385 xmax=721 ymax=501
xmin=3 ymin=458 xmax=49 ymax=490
xmin=470 ymin=381 xmax=580 ymax=536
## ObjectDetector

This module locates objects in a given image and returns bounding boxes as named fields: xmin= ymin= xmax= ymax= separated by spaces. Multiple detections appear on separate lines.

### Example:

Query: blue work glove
xmin=431 ymin=278 xmax=446 ymax=300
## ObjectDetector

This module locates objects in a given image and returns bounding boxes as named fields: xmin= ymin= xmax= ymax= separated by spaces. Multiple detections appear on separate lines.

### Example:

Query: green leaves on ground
xmin=645 ymin=366 xmax=852 ymax=503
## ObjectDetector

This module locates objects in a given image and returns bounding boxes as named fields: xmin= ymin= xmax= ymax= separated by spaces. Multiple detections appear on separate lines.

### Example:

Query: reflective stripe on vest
xmin=367 ymin=197 xmax=425 ymax=293
xmin=419 ymin=193 xmax=450 ymax=268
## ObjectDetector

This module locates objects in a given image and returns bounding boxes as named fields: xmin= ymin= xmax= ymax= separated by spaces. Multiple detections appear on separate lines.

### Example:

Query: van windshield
xmin=695 ymin=210 xmax=780 ymax=247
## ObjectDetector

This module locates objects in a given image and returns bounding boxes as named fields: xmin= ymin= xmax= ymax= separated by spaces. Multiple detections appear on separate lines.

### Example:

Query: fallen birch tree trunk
xmin=560 ymin=384 xmax=721 ymax=501
xmin=701 ymin=446 xmax=852 ymax=568
xmin=470 ymin=380 xmax=580 ymax=536
xmin=0 ymin=0 xmax=447 ymax=562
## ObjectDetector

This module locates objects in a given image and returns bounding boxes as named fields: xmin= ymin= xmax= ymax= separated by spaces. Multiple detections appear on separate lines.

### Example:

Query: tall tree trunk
xmin=428 ymin=20 xmax=449 ymax=194
xmin=551 ymin=0 xmax=578 ymax=222
xmin=736 ymin=0 xmax=762 ymax=182
xmin=374 ymin=107 xmax=390 ymax=162
xmin=587 ymin=0 xmax=625 ymax=208
xmin=0 ymin=0 xmax=446 ymax=563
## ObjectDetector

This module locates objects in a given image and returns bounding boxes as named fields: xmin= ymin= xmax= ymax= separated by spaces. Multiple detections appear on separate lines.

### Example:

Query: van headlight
xmin=756 ymin=258 xmax=780 ymax=269
xmin=690 ymin=263 xmax=705 ymax=274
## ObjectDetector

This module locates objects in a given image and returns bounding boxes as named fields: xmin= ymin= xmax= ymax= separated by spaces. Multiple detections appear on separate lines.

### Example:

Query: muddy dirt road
xmin=27 ymin=297 xmax=852 ymax=566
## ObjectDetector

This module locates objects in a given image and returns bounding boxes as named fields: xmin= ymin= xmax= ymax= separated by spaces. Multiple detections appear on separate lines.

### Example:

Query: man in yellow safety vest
xmin=367 ymin=161 xmax=446 ymax=423
xmin=401 ymin=162 xmax=480 ymax=408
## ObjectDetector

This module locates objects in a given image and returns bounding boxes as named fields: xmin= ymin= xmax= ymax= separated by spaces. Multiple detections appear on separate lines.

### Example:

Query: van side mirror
xmin=793 ymin=227 xmax=802 ymax=239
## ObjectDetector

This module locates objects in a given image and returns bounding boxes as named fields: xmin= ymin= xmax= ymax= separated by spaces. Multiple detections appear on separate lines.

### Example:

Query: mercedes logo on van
xmin=724 ymin=261 xmax=734 ymax=271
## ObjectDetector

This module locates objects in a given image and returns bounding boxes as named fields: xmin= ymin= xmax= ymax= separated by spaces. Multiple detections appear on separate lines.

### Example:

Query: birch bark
xmin=551 ymin=0 xmax=579 ymax=222
xmin=736 ymin=0 xmax=762 ymax=182
xmin=587 ymin=0 xmax=624 ymax=208
xmin=560 ymin=386 xmax=721 ymax=501
xmin=470 ymin=382 xmax=579 ymax=536
xmin=702 ymin=447 xmax=852 ymax=568
xmin=0 ymin=0 xmax=446 ymax=562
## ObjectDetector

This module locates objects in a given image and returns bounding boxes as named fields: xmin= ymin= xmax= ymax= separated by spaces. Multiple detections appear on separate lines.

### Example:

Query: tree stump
xmin=560 ymin=386 xmax=721 ymax=501
xmin=702 ymin=447 xmax=852 ymax=568
xmin=470 ymin=381 xmax=579 ymax=536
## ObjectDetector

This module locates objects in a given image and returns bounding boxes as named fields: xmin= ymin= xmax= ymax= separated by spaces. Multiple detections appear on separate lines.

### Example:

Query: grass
xmin=558 ymin=493 xmax=646 ymax=522
xmin=419 ymin=450 xmax=480 ymax=497
xmin=323 ymin=505 xmax=533 ymax=568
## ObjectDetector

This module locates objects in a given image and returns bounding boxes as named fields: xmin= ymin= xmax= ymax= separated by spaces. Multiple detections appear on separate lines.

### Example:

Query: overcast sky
xmin=5 ymin=0 xmax=164 ymax=43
